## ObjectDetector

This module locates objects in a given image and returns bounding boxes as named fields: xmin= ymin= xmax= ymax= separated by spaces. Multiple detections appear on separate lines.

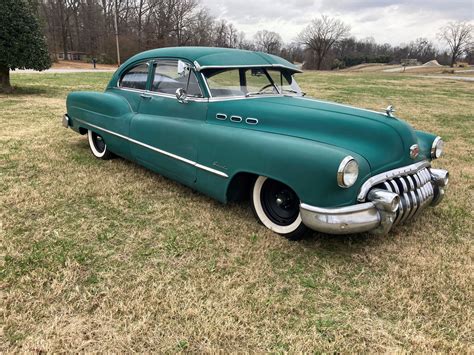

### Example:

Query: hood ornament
xmin=384 ymin=105 xmax=396 ymax=117
xmin=410 ymin=144 xmax=420 ymax=159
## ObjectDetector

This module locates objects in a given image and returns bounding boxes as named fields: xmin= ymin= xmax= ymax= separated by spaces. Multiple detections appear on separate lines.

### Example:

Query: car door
xmin=129 ymin=59 xmax=207 ymax=185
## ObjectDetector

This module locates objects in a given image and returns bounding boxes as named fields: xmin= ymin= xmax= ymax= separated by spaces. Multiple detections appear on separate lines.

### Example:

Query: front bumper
xmin=300 ymin=163 xmax=449 ymax=235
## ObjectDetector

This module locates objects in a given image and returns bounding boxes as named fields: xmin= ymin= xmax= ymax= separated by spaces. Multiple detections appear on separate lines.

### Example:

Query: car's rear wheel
xmin=88 ymin=130 xmax=113 ymax=159
xmin=251 ymin=176 xmax=308 ymax=240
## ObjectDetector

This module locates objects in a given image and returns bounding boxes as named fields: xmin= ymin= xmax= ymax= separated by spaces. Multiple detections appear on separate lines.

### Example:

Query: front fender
xmin=415 ymin=130 xmax=437 ymax=161
xmin=197 ymin=124 xmax=371 ymax=207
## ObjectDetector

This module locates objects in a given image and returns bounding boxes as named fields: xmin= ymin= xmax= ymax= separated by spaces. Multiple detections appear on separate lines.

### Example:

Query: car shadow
xmin=68 ymin=139 xmax=390 ymax=254
xmin=3 ymin=86 xmax=50 ymax=96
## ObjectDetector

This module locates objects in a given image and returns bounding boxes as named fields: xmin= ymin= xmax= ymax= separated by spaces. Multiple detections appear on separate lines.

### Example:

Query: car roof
xmin=122 ymin=46 xmax=302 ymax=73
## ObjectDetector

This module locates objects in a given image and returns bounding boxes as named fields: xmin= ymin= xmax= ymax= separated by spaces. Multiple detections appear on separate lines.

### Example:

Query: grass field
xmin=1 ymin=71 xmax=473 ymax=352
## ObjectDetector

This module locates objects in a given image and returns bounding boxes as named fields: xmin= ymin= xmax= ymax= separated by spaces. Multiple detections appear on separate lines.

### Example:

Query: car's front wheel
xmin=87 ymin=130 xmax=113 ymax=159
xmin=251 ymin=176 xmax=308 ymax=240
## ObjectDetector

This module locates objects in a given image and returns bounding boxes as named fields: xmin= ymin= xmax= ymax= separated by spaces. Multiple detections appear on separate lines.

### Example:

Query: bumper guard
xmin=300 ymin=165 xmax=448 ymax=235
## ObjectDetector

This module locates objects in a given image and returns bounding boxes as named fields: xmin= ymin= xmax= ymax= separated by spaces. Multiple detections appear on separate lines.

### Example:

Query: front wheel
xmin=251 ymin=176 xmax=308 ymax=240
xmin=87 ymin=130 xmax=114 ymax=160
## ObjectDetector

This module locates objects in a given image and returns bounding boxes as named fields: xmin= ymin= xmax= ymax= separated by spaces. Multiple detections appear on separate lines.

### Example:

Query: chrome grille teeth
xmin=370 ymin=167 xmax=434 ymax=228
xmin=389 ymin=180 xmax=400 ymax=194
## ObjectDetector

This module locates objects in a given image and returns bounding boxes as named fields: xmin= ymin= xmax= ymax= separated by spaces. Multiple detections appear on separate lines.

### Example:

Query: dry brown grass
xmin=1 ymin=71 xmax=473 ymax=352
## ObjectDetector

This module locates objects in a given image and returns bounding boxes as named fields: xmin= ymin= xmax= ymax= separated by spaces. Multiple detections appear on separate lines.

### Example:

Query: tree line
xmin=33 ymin=0 xmax=473 ymax=69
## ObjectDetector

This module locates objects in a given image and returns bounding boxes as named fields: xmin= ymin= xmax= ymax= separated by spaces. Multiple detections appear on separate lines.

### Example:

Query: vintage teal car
xmin=64 ymin=47 xmax=449 ymax=239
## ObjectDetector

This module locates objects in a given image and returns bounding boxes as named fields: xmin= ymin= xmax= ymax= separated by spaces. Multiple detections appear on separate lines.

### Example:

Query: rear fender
xmin=66 ymin=91 xmax=134 ymax=158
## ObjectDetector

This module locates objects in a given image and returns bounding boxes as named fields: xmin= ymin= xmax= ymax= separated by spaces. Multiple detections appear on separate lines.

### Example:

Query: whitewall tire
xmin=251 ymin=176 xmax=308 ymax=240
xmin=87 ymin=130 xmax=113 ymax=160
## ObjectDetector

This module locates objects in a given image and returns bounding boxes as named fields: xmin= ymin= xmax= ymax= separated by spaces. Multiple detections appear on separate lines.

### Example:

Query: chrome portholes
xmin=230 ymin=115 xmax=243 ymax=123
xmin=215 ymin=113 xmax=258 ymax=125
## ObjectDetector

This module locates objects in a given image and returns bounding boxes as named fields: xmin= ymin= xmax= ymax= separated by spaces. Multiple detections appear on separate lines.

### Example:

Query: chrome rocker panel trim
xmin=72 ymin=117 xmax=229 ymax=178
xmin=301 ymin=164 xmax=449 ymax=235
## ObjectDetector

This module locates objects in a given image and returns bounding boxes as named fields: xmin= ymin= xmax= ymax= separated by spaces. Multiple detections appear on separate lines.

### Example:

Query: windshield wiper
xmin=281 ymin=88 xmax=307 ymax=96
xmin=245 ymin=91 xmax=264 ymax=97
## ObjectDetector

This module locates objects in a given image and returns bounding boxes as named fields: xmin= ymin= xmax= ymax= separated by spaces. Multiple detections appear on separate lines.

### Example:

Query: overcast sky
xmin=200 ymin=0 xmax=474 ymax=47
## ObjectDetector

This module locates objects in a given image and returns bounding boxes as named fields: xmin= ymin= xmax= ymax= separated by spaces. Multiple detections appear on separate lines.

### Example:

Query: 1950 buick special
xmin=64 ymin=47 xmax=449 ymax=239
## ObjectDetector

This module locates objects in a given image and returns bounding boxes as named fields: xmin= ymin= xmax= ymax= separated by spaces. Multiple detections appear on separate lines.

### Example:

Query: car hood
xmin=208 ymin=95 xmax=425 ymax=173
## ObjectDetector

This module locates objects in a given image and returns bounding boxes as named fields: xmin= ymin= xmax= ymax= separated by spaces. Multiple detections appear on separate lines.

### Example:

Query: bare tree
xmin=298 ymin=15 xmax=350 ymax=70
xmin=438 ymin=21 xmax=473 ymax=67
xmin=254 ymin=30 xmax=282 ymax=54
xmin=407 ymin=37 xmax=437 ymax=63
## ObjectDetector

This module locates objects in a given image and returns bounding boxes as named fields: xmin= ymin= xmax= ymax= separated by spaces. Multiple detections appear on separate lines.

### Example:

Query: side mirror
xmin=176 ymin=88 xmax=188 ymax=103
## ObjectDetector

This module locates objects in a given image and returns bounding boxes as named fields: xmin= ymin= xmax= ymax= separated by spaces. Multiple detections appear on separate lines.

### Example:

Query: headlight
xmin=431 ymin=136 xmax=444 ymax=159
xmin=337 ymin=156 xmax=359 ymax=188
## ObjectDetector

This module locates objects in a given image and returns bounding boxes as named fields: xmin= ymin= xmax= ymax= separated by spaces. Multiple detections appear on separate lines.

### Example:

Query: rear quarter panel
xmin=66 ymin=91 xmax=135 ymax=159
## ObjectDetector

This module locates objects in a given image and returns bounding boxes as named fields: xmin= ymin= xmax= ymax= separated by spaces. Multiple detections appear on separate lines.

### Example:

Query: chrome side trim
xmin=216 ymin=113 xmax=227 ymax=120
xmin=74 ymin=118 xmax=228 ymax=178
xmin=357 ymin=161 xmax=431 ymax=201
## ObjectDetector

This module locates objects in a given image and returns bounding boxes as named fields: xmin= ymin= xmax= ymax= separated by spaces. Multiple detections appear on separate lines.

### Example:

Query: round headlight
xmin=337 ymin=156 xmax=359 ymax=188
xmin=431 ymin=137 xmax=444 ymax=159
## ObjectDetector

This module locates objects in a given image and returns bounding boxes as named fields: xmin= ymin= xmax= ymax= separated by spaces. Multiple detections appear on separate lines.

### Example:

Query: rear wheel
xmin=251 ymin=176 xmax=308 ymax=240
xmin=87 ymin=130 xmax=113 ymax=160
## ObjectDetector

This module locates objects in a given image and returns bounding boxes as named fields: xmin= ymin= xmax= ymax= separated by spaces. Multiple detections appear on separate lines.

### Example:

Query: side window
xmin=151 ymin=60 xmax=202 ymax=97
xmin=119 ymin=63 xmax=149 ymax=90
xmin=205 ymin=69 xmax=243 ymax=97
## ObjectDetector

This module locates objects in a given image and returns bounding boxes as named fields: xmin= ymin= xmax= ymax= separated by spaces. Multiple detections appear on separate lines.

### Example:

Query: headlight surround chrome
xmin=431 ymin=136 xmax=444 ymax=159
xmin=337 ymin=156 xmax=359 ymax=188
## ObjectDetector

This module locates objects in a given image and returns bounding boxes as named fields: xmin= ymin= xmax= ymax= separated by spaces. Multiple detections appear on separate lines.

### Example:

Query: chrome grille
xmin=368 ymin=167 xmax=434 ymax=227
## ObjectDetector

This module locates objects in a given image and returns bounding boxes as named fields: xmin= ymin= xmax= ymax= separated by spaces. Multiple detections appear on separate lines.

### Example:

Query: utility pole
xmin=114 ymin=0 xmax=121 ymax=66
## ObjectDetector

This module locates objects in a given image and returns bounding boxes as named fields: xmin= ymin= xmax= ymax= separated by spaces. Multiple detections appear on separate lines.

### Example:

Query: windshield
xmin=203 ymin=68 xmax=302 ymax=98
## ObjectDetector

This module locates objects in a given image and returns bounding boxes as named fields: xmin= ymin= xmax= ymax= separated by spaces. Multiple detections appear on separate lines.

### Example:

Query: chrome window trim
xmin=114 ymin=87 xmax=208 ymax=102
xmin=194 ymin=63 xmax=303 ymax=73
xmin=207 ymin=94 xmax=284 ymax=102
xmin=200 ymin=71 xmax=213 ymax=98
xmin=201 ymin=67 xmax=301 ymax=100
xmin=150 ymin=59 xmax=205 ymax=98
xmin=74 ymin=118 xmax=228 ymax=178
xmin=357 ymin=160 xmax=431 ymax=201
xmin=117 ymin=61 xmax=150 ymax=90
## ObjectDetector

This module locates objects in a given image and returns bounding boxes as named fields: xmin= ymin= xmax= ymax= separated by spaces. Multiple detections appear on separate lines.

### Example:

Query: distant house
xmin=401 ymin=59 xmax=419 ymax=66
xmin=57 ymin=51 xmax=87 ymax=61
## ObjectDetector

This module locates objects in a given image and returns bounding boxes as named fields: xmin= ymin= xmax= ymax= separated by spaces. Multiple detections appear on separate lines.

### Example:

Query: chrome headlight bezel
xmin=337 ymin=156 xmax=359 ymax=188
xmin=431 ymin=136 xmax=444 ymax=159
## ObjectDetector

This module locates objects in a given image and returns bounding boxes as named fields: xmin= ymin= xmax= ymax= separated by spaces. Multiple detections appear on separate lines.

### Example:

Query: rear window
xmin=119 ymin=63 xmax=149 ymax=90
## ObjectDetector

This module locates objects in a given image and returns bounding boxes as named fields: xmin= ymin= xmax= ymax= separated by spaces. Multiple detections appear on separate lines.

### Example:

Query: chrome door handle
xmin=140 ymin=93 xmax=152 ymax=100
